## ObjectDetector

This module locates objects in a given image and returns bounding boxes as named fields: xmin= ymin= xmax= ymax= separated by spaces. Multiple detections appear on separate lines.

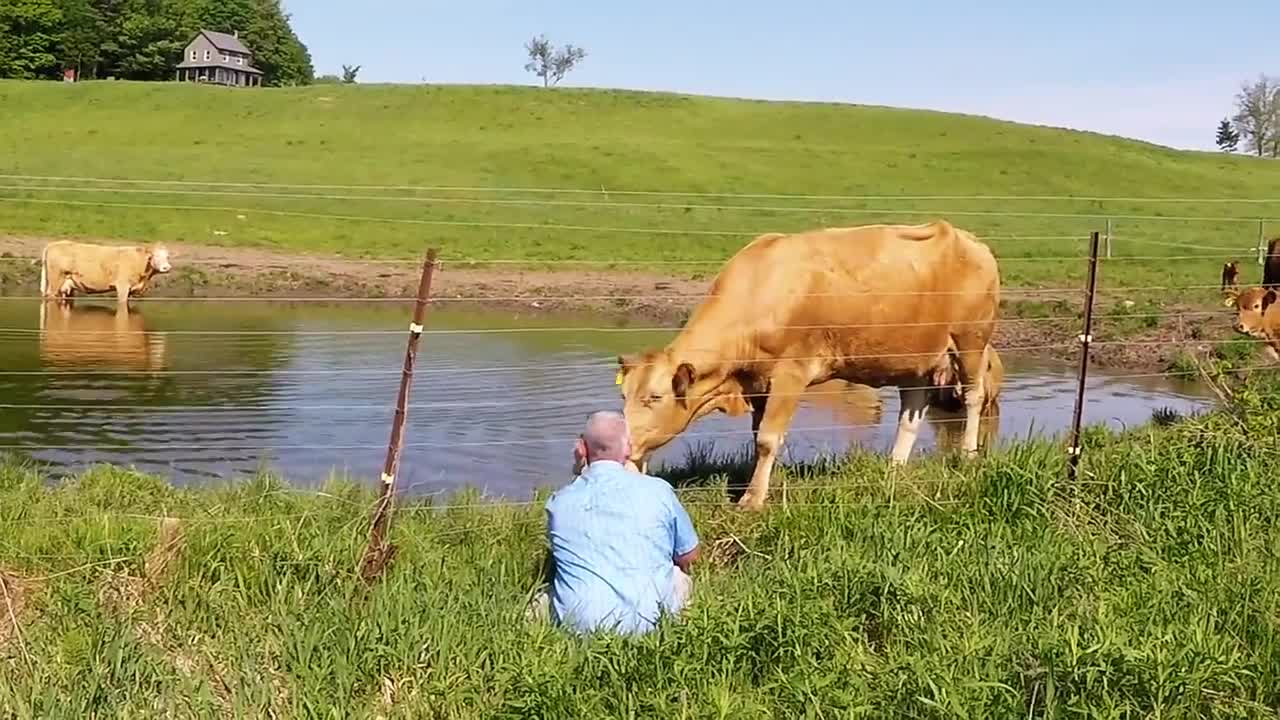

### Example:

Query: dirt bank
xmin=0 ymin=236 xmax=1239 ymax=372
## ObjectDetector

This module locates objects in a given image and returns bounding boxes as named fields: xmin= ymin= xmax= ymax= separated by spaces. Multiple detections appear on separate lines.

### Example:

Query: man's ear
xmin=1264 ymin=289 xmax=1277 ymax=313
xmin=672 ymin=362 xmax=696 ymax=408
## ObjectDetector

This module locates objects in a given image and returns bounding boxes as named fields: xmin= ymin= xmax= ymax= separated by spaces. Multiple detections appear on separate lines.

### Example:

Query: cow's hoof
xmin=736 ymin=493 xmax=766 ymax=511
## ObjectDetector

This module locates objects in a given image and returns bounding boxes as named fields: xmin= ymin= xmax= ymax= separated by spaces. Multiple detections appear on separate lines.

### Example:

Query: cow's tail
xmin=38 ymin=244 xmax=48 ymax=297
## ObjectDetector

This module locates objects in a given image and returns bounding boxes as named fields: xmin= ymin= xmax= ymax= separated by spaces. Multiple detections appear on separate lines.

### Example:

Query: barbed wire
xmin=2 ymin=194 xmax=1279 ymax=226
xmin=0 ymin=284 xmax=1248 ymax=309
xmin=1 ymin=332 xmax=1273 ymax=379
xmin=0 ymin=306 xmax=1248 ymax=339
xmin=7 ymin=184 xmax=1275 ymax=235
xmin=0 ymin=313 xmax=1100 ymax=334
xmin=0 ymin=381 xmax=1086 ymax=412
xmin=6 ymin=174 xmax=1280 ymax=206
xmin=0 ymin=370 xmax=1263 ymax=454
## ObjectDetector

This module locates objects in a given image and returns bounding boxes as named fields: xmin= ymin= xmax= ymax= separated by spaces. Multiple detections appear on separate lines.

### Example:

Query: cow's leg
xmin=738 ymin=372 xmax=805 ymax=511
xmin=56 ymin=278 xmax=75 ymax=307
xmin=115 ymin=281 xmax=130 ymax=309
xmin=890 ymin=385 xmax=930 ymax=464
xmin=950 ymin=340 xmax=990 ymax=458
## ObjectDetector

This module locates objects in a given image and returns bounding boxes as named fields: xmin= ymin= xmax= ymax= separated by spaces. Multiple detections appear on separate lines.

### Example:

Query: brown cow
xmin=1222 ymin=237 xmax=1279 ymax=304
xmin=39 ymin=301 xmax=168 ymax=370
xmin=1221 ymin=261 xmax=1240 ymax=301
xmin=616 ymin=220 xmax=1000 ymax=510
xmin=40 ymin=240 xmax=172 ymax=306
xmin=1225 ymin=286 xmax=1280 ymax=362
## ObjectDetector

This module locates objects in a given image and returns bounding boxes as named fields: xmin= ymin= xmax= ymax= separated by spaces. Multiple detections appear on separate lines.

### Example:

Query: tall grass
xmin=2 ymin=378 xmax=1279 ymax=717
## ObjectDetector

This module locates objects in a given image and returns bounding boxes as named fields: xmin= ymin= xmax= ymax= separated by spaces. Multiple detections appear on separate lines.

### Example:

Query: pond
xmin=0 ymin=300 xmax=1215 ymax=499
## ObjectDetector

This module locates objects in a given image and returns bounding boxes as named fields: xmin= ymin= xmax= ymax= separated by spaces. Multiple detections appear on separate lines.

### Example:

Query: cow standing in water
xmin=616 ymin=220 xmax=1000 ymax=510
xmin=40 ymin=240 xmax=172 ymax=307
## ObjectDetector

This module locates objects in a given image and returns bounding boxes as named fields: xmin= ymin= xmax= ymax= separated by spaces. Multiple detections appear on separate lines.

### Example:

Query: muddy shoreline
xmin=0 ymin=236 xmax=1234 ymax=372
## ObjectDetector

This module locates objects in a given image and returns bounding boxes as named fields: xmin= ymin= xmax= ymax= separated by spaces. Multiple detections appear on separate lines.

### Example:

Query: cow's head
xmin=1221 ymin=261 xmax=1240 ymax=305
xmin=1231 ymin=286 xmax=1277 ymax=338
xmin=615 ymin=349 xmax=751 ymax=469
xmin=149 ymin=246 xmax=172 ymax=274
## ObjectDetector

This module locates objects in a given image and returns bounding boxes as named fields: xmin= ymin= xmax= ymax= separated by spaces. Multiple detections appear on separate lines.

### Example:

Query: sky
xmin=288 ymin=1 xmax=1278 ymax=151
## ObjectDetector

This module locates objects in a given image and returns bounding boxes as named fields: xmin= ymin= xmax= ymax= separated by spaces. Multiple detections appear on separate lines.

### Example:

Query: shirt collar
xmin=581 ymin=459 xmax=625 ymax=478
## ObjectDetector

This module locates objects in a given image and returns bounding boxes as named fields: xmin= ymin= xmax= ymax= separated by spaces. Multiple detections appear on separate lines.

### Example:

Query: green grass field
xmin=2 ymin=375 xmax=1279 ymax=717
xmin=2 ymin=80 xmax=1280 ymax=300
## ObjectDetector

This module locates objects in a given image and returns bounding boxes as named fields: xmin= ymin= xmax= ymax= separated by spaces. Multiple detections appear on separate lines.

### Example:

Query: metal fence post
xmin=1066 ymin=231 xmax=1102 ymax=482
xmin=1104 ymin=218 xmax=1113 ymax=259
xmin=1258 ymin=220 xmax=1266 ymax=266
xmin=359 ymin=249 xmax=439 ymax=583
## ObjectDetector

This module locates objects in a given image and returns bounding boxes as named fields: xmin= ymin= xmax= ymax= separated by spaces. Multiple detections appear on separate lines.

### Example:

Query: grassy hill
xmin=2 ymin=79 xmax=1280 ymax=295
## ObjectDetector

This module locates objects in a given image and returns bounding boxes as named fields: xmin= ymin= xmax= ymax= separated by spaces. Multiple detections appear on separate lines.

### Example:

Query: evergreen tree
xmin=1216 ymin=117 xmax=1240 ymax=152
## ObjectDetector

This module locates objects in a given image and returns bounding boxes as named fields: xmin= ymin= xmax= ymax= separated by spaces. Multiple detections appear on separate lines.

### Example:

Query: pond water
xmin=0 ymin=300 xmax=1215 ymax=499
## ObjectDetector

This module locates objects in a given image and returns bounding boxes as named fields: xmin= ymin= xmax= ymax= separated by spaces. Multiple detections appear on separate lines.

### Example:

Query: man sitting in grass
xmin=528 ymin=410 xmax=700 ymax=635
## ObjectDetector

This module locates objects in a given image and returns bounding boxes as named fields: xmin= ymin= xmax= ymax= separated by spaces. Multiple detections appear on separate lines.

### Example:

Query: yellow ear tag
xmin=615 ymin=370 xmax=624 ymax=385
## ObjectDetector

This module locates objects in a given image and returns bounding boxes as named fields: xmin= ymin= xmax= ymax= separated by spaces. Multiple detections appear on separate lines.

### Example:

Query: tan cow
xmin=39 ymin=301 xmax=168 ymax=370
xmin=1225 ymin=285 xmax=1280 ymax=362
xmin=616 ymin=220 xmax=1000 ymax=510
xmin=40 ymin=240 xmax=172 ymax=306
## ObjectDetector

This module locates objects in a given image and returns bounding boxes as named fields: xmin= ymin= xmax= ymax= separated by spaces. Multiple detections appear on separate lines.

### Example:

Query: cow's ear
xmin=1264 ymin=290 xmax=1277 ymax=312
xmin=672 ymin=362 xmax=696 ymax=407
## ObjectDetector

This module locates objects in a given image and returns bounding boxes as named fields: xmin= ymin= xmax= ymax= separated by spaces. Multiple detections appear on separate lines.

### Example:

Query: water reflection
xmin=39 ymin=301 xmax=167 ymax=371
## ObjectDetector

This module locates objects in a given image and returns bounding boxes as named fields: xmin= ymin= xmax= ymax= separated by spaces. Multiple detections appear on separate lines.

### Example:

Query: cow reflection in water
xmin=803 ymin=380 xmax=883 ymax=431
xmin=39 ymin=301 xmax=167 ymax=371
xmin=804 ymin=373 xmax=1000 ymax=456
xmin=927 ymin=346 xmax=1003 ymax=453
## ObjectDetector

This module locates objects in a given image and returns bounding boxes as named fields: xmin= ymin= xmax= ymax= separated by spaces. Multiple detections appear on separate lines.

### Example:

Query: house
xmin=175 ymin=30 xmax=263 ymax=87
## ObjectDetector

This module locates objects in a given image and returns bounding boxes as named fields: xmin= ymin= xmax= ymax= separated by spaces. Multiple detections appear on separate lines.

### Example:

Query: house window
xmin=236 ymin=57 xmax=244 ymax=66
xmin=222 ymin=54 xmax=228 ymax=63
xmin=203 ymin=49 xmax=210 ymax=61
xmin=190 ymin=50 xmax=197 ymax=61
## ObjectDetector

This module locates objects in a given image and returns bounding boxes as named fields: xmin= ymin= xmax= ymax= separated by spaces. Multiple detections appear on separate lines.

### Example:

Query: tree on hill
xmin=1231 ymin=75 xmax=1280 ymax=157
xmin=1216 ymin=118 xmax=1240 ymax=152
xmin=523 ymin=33 xmax=586 ymax=88
xmin=0 ymin=0 xmax=64 ymax=79
xmin=341 ymin=64 xmax=359 ymax=83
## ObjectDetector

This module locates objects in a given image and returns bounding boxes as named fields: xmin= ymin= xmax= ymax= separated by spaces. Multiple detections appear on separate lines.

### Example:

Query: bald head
xmin=580 ymin=410 xmax=632 ymax=464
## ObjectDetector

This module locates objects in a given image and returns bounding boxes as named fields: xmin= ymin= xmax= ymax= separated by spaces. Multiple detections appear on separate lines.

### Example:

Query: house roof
xmin=200 ymin=30 xmax=252 ymax=55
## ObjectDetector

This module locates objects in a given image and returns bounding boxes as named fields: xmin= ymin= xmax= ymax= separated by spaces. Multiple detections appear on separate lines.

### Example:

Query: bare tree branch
xmin=1232 ymin=75 xmax=1280 ymax=158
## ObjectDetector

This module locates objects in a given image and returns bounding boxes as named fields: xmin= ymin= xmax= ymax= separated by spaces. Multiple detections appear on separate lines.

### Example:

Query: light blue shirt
xmin=544 ymin=460 xmax=699 ymax=635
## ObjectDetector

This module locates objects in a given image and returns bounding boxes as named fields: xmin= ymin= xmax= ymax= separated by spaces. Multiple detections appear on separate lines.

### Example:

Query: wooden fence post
xmin=1066 ymin=231 xmax=1101 ymax=483
xmin=359 ymin=249 xmax=439 ymax=583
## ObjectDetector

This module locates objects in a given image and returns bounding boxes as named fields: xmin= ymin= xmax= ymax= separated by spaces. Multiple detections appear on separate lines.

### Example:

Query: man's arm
xmin=668 ymin=491 xmax=700 ymax=573
xmin=673 ymin=545 xmax=699 ymax=574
